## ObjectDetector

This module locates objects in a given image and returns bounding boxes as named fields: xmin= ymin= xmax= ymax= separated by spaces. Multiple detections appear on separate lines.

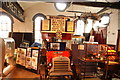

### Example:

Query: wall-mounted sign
xmin=2 ymin=2 xmax=24 ymax=22
xmin=50 ymin=16 xmax=68 ymax=32
xmin=41 ymin=19 xmax=50 ymax=31
xmin=66 ymin=21 xmax=74 ymax=32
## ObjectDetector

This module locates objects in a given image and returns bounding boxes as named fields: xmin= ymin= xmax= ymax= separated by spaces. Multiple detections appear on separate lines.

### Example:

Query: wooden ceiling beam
xmin=72 ymin=2 xmax=120 ymax=9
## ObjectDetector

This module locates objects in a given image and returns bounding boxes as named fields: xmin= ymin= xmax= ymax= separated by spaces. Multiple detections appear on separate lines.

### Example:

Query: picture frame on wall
xmin=66 ymin=21 xmax=74 ymax=32
xmin=41 ymin=19 xmax=50 ymax=31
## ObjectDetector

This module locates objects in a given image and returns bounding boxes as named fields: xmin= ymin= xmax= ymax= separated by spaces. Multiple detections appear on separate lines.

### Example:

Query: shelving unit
xmin=41 ymin=31 xmax=74 ymax=34
xmin=16 ymin=47 xmax=41 ymax=74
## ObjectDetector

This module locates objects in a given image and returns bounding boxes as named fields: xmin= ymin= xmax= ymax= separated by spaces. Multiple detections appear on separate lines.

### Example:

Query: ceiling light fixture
xmin=54 ymin=2 xmax=70 ymax=12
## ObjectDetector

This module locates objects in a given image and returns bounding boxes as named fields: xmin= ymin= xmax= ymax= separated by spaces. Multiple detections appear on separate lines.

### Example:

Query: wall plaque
xmin=50 ymin=16 xmax=68 ymax=32
xmin=66 ymin=21 xmax=74 ymax=32
xmin=2 ymin=2 xmax=24 ymax=22
xmin=41 ymin=19 xmax=50 ymax=31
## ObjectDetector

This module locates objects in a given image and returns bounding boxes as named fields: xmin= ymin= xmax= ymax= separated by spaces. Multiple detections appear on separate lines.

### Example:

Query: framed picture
xmin=50 ymin=16 xmax=67 ymax=32
xmin=32 ymin=57 xmax=38 ymax=70
xmin=25 ymin=57 xmax=32 ymax=69
xmin=66 ymin=21 xmax=74 ymax=32
xmin=16 ymin=48 xmax=27 ymax=66
xmin=41 ymin=19 xmax=50 ymax=31
xmin=27 ymin=48 xmax=31 ymax=57
xmin=32 ymin=50 xmax=39 ymax=57
xmin=47 ymin=42 xmax=66 ymax=51
xmin=50 ymin=43 xmax=60 ymax=50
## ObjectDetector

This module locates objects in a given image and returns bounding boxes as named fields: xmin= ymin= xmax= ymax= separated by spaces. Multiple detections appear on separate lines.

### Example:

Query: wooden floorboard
xmin=3 ymin=66 xmax=102 ymax=80
xmin=4 ymin=67 xmax=40 ymax=79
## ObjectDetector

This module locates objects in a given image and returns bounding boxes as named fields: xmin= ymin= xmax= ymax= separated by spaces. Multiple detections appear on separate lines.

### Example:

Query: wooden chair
xmin=48 ymin=56 xmax=73 ymax=79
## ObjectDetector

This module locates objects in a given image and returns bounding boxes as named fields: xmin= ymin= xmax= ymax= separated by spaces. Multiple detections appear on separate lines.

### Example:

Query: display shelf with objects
xmin=16 ymin=47 xmax=41 ymax=74
xmin=41 ymin=16 xmax=74 ymax=43
xmin=99 ymin=44 xmax=118 ymax=61
xmin=71 ymin=43 xmax=119 ymax=79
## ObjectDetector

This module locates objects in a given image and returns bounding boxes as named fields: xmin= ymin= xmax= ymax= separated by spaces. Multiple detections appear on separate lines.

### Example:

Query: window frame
xmin=32 ymin=13 xmax=47 ymax=43
xmin=74 ymin=19 xmax=85 ymax=36
xmin=0 ymin=12 xmax=14 ymax=38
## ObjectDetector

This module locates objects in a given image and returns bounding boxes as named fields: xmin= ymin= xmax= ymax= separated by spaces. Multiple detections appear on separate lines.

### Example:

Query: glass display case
xmin=0 ymin=38 xmax=15 ymax=77
xmin=4 ymin=38 xmax=15 ymax=65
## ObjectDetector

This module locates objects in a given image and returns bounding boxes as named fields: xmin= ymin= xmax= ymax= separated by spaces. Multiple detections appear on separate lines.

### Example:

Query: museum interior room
xmin=0 ymin=0 xmax=120 ymax=80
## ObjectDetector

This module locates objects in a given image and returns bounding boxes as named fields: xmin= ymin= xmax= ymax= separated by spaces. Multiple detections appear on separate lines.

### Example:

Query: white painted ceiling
xmin=17 ymin=0 xmax=119 ymax=16
xmin=18 ymin=0 xmax=120 ymax=11
xmin=17 ymin=0 xmax=120 ymax=2
xmin=18 ymin=2 xmax=103 ymax=14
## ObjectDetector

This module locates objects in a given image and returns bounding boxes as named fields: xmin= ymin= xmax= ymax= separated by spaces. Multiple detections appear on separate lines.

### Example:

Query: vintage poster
xmin=42 ymin=19 xmax=50 ymax=31
xmin=31 ymin=57 xmax=38 ymax=70
xmin=16 ymin=48 xmax=26 ymax=66
xmin=50 ymin=16 xmax=68 ymax=32
xmin=16 ymin=50 xmax=21 ymax=65
xmin=31 ymin=50 xmax=39 ymax=70
xmin=66 ymin=21 xmax=74 ymax=32
xmin=32 ymin=50 xmax=39 ymax=57
xmin=27 ymin=48 xmax=31 ymax=57
xmin=25 ymin=57 xmax=32 ymax=69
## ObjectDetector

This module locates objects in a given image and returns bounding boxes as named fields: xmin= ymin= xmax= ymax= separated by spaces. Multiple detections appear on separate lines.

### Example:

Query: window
xmin=74 ymin=19 xmax=85 ymax=36
xmin=84 ymin=19 xmax=93 ymax=33
xmin=33 ymin=13 xmax=46 ymax=44
xmin=0 ymin=12 xmax=13 ymax=38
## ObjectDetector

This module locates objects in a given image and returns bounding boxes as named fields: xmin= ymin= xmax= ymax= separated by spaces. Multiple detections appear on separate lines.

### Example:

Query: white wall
xmin=12 ymin=2 xmax=119 ymax=45
xmin=13 ymin=17 xmax=29 ymax=32
xmin=107 ymin=9 xmax=118 ymax=45
xmin=13 ymin=2 xmax=102 ymax=32
xmin=0 ymin=8 xmax=28 ymax=32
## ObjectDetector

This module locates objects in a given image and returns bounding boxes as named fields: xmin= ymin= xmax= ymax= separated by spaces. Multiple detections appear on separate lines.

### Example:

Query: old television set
xmin=47 ymin=42 xmax=66 ymax=51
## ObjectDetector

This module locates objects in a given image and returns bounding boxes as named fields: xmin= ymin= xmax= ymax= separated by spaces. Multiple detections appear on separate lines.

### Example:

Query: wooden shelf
xmin=72 ymin=35 xmax=85 ymax=39
xmin=41 ymin=31 xmax=74 ymax=34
